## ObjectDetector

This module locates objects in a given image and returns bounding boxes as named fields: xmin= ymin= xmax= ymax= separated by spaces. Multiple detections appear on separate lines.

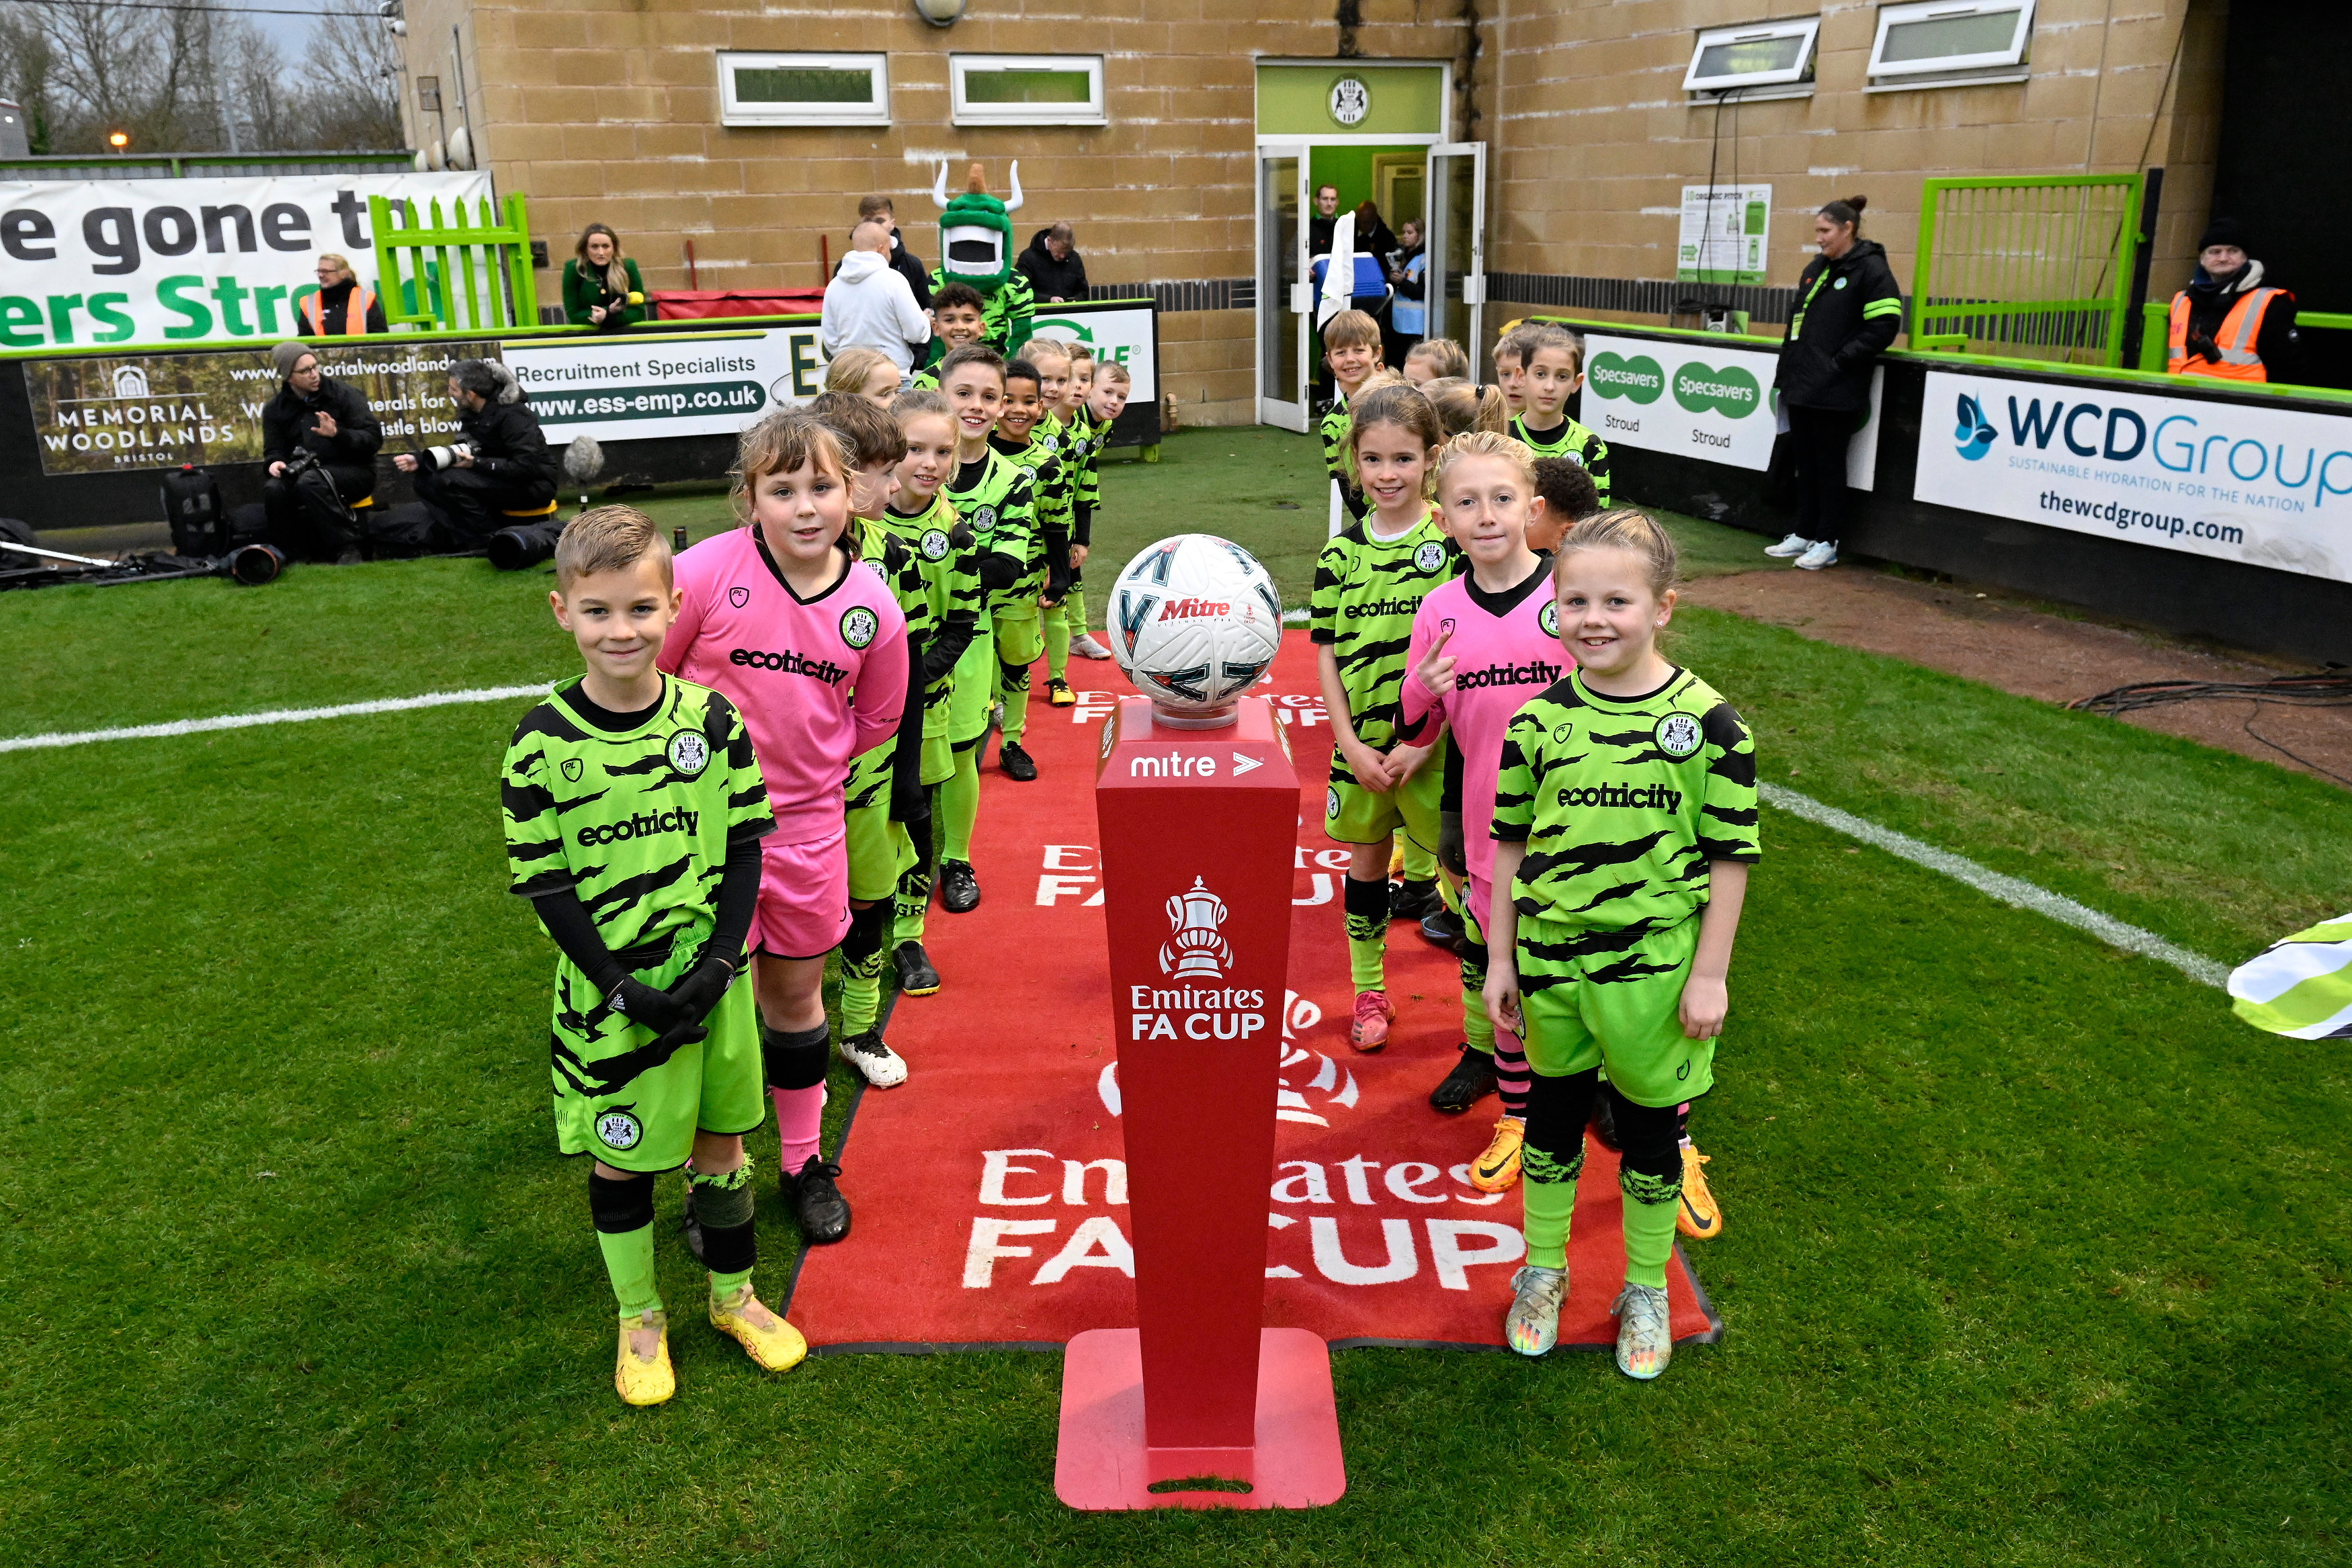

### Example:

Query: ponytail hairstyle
xmin=1431 ymin=429 xmax=1538 ymax=507
xmin=1818 ymin=193 xmax=1867 ymax=237
xmin=1553 ymin=508 xmax=1680 ymax=600
xmin=1421 ymin=378 xmax=1509 ymax=439
xmin=1343 ymin=380 xmax=1446 ymax=494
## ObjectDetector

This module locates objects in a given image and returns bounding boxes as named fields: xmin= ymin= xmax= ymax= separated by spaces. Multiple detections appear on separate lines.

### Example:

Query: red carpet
xmin=783 ymin=631 xmax=1722 ymax=1354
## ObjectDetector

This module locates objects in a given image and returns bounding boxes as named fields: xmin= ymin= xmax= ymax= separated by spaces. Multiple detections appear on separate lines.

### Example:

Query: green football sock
xmin=1619 ymin=1165 xmax=1682 ymax=1290
xmin=1462 ymin=982 xmax=1495 ymax=1053
xmin=1521 ymin=1139 xmax=1585 ymax=1271
xmin=1400 ymin=834 xmax=1437 ymax=883
xmin=1342 ymin=874 xmax=1388 ymax=991
xmin=893 ymin=812 xmax=931 ymax=947
xmin=942 ymin=745 xmax=980 ymax=862
xmin=838 ymin=902 xmax=890 ymax=1037
xmin=597 ymin=1224 xmax=661 ymax=1319
xmin=999 ymin=660 xmax=1030 ymax=745
xmin=1068 ymin=581 xmax=1088 ymax=638
xmin=1045 ymin=603 xmax=1071 ymax=681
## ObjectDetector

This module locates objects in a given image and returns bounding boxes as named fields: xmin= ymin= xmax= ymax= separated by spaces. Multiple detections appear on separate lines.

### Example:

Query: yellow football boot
xmin=709 ymin=1284 xmax=809 ymax=1373
xmin=1472 ymin=1115 xmax=1525 ymax=1193
xmin=1676 ymin=1145 xmax=1723 ymax=1240
xmin=614 ymin=1310 xmax=675 ymax=1407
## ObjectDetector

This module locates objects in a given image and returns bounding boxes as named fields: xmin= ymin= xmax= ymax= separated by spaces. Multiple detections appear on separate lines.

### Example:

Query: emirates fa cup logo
xmin=1160 ymin=876 xmax=1233 ymax=979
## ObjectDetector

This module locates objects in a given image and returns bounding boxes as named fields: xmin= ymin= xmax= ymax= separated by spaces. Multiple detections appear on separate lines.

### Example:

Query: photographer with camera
xmin=263 ymin=341 xmax=382 ymax=562
xmin=563 ymin=224 xmax=648 ymax=332
xmin=392 ymin=359 xmax=560 ymax=548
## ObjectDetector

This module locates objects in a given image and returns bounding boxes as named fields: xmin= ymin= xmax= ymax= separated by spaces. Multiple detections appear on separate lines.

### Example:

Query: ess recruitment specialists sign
xmin=1915 ymin=369 xmax=2352 ymax=584
xmin=0 ymin=171 xmax=491 ymax=350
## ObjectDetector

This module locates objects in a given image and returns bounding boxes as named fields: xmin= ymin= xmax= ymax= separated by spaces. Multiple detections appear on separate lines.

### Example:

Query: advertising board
xmin=1584 ymin=331 xmax=1881 ymax=490
xmin=0 ymin=172 xmax=493 ymax=350
xmin=1916 ymin=369 xmax=2352 ymax=583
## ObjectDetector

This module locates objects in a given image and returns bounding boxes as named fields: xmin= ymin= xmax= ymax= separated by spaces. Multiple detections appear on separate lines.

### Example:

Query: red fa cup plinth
xmin=1054 ymin=695 xmax=1347 ymax=1511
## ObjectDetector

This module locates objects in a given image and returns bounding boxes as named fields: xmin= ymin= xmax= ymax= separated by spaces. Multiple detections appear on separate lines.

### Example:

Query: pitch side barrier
xmin=0 ymin=298 xmax=1162 ymax=533
xmin=1534 ymin=315 xmax=2352 ymax=666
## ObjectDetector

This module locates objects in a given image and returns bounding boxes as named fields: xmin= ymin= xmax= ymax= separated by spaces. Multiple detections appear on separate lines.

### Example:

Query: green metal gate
xmin=1912 ymin=175 xmax=2142 ymax=367
xmin=367 ymin=191 xmax=538 ymax=334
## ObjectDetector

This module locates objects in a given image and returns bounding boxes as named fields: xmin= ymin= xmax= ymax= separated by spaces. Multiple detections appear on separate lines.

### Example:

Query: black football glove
xmin=1437 ymin=810 xmax=1467 ymax=878
xmin=665 ymin=954 xmax=738 ymax=1028
xmin=610 ymin=975 xmax=693 ymax=1037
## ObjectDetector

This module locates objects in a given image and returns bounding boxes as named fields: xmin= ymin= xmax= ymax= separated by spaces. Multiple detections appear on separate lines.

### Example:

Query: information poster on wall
xmin=1027 ymin=300 xmax=1160 ymax=404
xmin=502 ymin=327 xmax=830 ymax=442
xmin=19 ymin=337 xmax=495 ymax=474
xmin=1916 ymin=369 xmax=2352 ymax=583
xmin=0 ymin=171 xmax=493 ymax=350
xmin=1675 ymin=184 xmax=1770 ymax=286
xmin=1583 ymin=331 xmax=1880 ymax=490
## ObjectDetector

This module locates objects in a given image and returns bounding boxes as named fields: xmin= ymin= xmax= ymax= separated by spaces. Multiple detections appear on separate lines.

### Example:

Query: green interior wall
xmin=1307 ymin=145 xmax=1427 ymax=232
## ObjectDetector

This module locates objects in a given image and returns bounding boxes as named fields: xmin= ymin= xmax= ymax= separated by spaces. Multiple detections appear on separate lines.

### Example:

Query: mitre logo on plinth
xmin=1160 ymin=877 xmax=1233 ymax=978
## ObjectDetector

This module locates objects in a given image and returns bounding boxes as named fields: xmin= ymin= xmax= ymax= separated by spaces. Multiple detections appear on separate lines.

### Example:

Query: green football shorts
xmin=548 ymin=929 xmax=763 ymax=1174
xmin=845 ymin=797 xmax=905 ymax=904
xmin=920 ymin=729 xmax=953 ymax=786
xmin=993 ymin=607 xmax=1044 ymax=667
xmin=949 ymin=613 xmax=997 ymax=744
xmin=1513 ymin=914 xmax=1708 ymax=1107
xmin=1322 ymin=751 xmax=1443 ymax=852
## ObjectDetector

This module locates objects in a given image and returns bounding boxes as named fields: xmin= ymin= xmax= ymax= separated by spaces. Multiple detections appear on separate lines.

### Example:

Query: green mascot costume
xmin=929 ymin=161 xmax=1036 ymax=355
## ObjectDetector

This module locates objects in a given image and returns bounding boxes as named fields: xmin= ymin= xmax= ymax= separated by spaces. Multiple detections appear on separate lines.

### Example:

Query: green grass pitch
xmin=4 ymin=430 xmax=2349 ymax=1564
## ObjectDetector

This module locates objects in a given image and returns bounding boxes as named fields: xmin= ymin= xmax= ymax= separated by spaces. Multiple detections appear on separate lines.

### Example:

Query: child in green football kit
xmin=1482 ymin=509 xmax=1758 ymax=1382
xmin=1318 ymin=309 xmax=1383 ymax=529
xmin=911 ymin=284 xmax=990 ymax=390
xmin=499 ymin=506 xmax=807 ymax=1408
xmin=809 ymin=392 xmax=943 ymax=1088
xmin=933 ymin=343 xmax=1037 ymax=914
xmin=1509 ymin=324 xmax=1613 ymax=505
xmin=985 ymin=354 xmax=1073 ymax=785
xmin=883 ymin=388 xmax=984 ymax=991
xmin=1310 ymin=380 xmax=1460 ymax=1054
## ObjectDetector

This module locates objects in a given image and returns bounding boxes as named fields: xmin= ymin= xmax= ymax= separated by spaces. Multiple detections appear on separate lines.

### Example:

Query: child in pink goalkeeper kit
xmin=1399 ymin=431 xmax=1562 ymax=1198
xmin=659 ymin=410 xmax=908 ymax=1246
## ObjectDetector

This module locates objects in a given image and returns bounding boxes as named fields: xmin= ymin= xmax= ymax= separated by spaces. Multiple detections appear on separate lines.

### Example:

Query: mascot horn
xmin=929 ymin=161 xmax=1034 ymax=354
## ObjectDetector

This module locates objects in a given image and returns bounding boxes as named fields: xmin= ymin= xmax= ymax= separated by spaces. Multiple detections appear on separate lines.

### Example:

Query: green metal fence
xmin=1913 ymin=174 xmax=2142 ymax=368
xmin=2138 ymin=301 xmax=2352 ymax=372
xmin=368 ymin=191 xmax=537 ymax=334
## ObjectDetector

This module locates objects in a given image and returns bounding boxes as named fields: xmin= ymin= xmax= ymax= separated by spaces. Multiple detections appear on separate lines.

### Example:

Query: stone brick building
xmin=393 ymin=0 xmax=2232 ymax=427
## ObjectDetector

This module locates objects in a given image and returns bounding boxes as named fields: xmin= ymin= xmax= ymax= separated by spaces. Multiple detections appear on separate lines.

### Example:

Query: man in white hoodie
xmin=823 ymin=220 xmax=932 ymax=374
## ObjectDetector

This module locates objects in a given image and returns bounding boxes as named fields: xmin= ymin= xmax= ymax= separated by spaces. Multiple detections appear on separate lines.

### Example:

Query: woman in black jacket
xmin=261 ymin=341 xmax=383 ymax=561
xmin=1768 ymin=195 xmax=1902 ymax=570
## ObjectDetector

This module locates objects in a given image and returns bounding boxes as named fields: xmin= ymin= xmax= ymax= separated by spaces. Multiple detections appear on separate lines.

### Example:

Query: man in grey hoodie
xmin=823 ymin=220 xmax=932 ymax=374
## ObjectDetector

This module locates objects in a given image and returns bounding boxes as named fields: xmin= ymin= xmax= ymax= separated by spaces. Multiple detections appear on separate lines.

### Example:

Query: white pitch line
xmin=1762 ymin=781 xmax=2227 ymax=988
xmin=0 ymin=683 xmax=552 ymax=754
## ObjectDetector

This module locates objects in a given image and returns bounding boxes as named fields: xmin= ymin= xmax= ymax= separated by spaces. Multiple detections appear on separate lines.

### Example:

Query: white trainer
xmin=1503 ymin=1264 xmax=1568 ymax=1356
xmin=1763 ymin=533 xmax=1812 ymax=558
xmin=1611 ymin=1282 xmax=1673 ymax=1380
xmin=839 ymin=1030 xmax=909 ymax=1088
xmin=1794 ymin=539 xmax=1839 ymax=570
xmin=1070 ymin=632 xmax=1114 ymax=661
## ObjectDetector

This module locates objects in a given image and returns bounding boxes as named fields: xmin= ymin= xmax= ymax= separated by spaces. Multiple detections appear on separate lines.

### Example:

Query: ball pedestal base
xmin=1053 ymin=1328 xmax=1347 ymax=1511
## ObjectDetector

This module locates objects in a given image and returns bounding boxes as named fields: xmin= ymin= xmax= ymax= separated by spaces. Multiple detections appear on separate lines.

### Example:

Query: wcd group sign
xmin=0 ymin=172 xmax=491 ymax=349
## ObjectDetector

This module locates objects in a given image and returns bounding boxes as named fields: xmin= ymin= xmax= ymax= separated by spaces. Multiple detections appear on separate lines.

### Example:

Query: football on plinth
xmin=1109 ymin=534 xmax=1284 ymax=722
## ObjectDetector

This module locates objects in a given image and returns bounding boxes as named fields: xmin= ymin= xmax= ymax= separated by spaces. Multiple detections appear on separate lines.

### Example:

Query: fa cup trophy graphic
xmin=1160 ymin=878 xmax=1232 ymax=979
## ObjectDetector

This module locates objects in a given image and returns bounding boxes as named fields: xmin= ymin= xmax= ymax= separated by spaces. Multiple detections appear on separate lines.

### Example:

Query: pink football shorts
xmin=751 ymin=828 xmax=851 ymax=960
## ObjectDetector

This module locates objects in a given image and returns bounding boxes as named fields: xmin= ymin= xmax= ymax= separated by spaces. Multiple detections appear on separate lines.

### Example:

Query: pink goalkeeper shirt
xmin=659 ymin=526 xmax=908 ymax=840
xmin=1399 ymin=561 xmax=1569 ymax=916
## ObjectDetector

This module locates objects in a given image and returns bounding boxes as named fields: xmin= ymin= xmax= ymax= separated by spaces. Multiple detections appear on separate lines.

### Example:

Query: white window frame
xmin=949 ymin=54 xmax=1106 ymax=128
xmin=1867 ymin=1 xmax=2035 ymax=86
xmin=717 ymin=51 xmax=890 ymax=128
xmin=1683 ymin=18 xmax=1821 ymax=96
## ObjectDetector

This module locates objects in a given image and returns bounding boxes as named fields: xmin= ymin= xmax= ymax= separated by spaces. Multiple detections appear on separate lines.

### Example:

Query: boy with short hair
xmin=1492 ymin=324 xmax=1536 ymax=419
xmin=1511 ymin=325 xmax=1612 ymax=505
xmin=810 ymin=392 xmax=942 ymax=1086
xmin=986 ymin=355 xmax=1073 ymax=783
xmin=882 ymin=386 xmax=983 ymax=990
xmin=501 ymin=505 xmax=806 ymax=1407
xmin=1318 ymin=309 xmax=1382 ymax=529
xmin=1530 ymin=455 xmax=1601 ymax=553
xmin=933 ymin=343 xmax=1036 ymax=913
xmin=913 ymin=284 xmax=990 ymax=389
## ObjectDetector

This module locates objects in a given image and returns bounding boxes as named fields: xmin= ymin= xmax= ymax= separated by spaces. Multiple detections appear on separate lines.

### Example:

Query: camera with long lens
xmin=417 ymin=440 xmax=476 ymax=471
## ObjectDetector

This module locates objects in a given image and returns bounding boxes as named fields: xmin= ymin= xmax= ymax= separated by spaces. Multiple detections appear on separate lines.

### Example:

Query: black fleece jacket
xmin=1773 ymin=238 xmax=1903 ymax=413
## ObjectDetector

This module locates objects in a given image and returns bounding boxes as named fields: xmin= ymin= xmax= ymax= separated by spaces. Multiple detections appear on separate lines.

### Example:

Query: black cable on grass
xmin=2069 ymin=675 xmax=2352 ymax=787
